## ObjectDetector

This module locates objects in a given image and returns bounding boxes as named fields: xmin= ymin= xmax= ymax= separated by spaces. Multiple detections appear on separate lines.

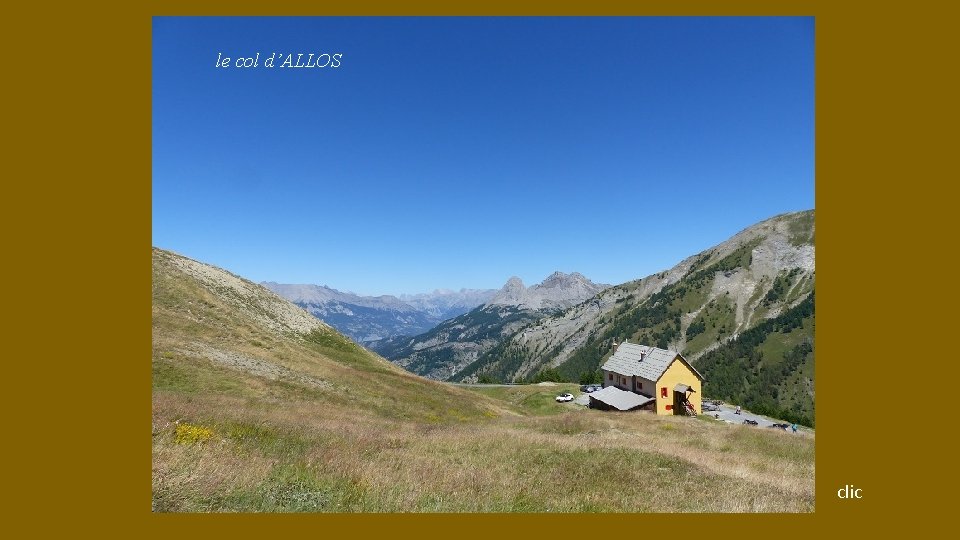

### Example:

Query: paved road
xmin=709 ymin=404 xmax=768 ymax=425
xmin=703 ymin=403 xmax=799 ymax=430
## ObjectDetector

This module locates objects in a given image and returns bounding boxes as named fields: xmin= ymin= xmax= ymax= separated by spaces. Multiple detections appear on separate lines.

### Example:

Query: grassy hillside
xmin=152 ymin=247 xmax=814 ymax=512
xmin=152 ymin=248 xmax=491 ymax=424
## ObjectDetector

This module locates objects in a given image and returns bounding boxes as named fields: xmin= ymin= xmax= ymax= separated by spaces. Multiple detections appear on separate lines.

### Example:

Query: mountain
xmin=398 ymin=288 xmax=498 ymax=319
xmin=152 ymin=247 xmax=500 ymax=429
xmin=695 ymin=291 xmax=815 ymax=425
xmin=371 ymin=272 xmax=609 ymax=380
xmin=152 ymin=247 xmax=498 ymax=509
xmin=457 ymin=210 xmax=815 ymax=423
xmin=261 ymin=282 xmax=495 ymax=344
xmin=152 ymin=246 xmax=813 ymax=512
xmin=488 ymin=272 xmax=610 ymax=310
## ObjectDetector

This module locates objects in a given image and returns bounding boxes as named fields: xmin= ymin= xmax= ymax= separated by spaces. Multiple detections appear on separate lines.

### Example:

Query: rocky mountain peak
xmin=540 ymin=271 xmax=569 ymax=287
xmin=539 ymin=271 xmax=593 ymax=288
xmin=503 ymin=276 xmax=525 ymax=289
xmin=488 ymin=272 xmax=607 ymax=310
xmin=489 ymin=277 xmax=527 ymax=305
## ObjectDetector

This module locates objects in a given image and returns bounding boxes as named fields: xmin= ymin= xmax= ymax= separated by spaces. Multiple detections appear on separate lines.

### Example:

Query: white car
xmin=556 ymin=393 xmax=574 ymax=402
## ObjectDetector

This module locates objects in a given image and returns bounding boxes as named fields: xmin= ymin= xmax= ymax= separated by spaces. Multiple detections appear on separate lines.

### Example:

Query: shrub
xmin=175 ymin=423 xmax=214 ymax=445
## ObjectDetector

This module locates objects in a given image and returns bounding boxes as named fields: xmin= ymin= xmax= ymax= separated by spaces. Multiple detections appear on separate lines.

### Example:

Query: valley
xmin=262 ymin=282 xmax=496 ymax=344
xmin=369 ymin=272 xmax=609 ymax=380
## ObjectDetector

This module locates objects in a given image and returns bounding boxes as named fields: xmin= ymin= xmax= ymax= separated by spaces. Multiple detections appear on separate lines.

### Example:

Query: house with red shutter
xmin=589 ymin=341 xmax=704 ymax=416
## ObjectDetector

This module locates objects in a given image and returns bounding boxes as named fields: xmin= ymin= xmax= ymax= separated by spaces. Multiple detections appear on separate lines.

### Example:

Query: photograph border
xmin=8 ymin=0 xmax=939 ymax=535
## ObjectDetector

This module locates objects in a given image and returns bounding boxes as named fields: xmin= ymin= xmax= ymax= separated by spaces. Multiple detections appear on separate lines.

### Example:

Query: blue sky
xmin=153 ymin=17 xmax=814 ymax=296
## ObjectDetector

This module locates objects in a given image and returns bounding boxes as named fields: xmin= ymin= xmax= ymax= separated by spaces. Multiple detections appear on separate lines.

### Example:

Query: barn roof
xmin=600 ymin=342 xmax=704 ymax=382
xmin=589 ymin=386 xmax=656 ymax=411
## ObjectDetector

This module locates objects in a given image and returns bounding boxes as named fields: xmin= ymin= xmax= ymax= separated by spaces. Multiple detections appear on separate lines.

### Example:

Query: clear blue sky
xmin=153 ymin=17 xmax=814 ymax=296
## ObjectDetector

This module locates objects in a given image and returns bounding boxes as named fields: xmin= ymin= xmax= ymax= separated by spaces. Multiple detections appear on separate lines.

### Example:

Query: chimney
xmin=612 ymin=340 xmax=619 ymax=353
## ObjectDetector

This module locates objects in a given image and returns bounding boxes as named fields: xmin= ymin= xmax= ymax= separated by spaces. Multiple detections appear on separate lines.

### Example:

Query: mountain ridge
xmin=371 ymin=271 xmax=610 ymax=380
xmin=455 ymin=210 xmax=815 ymax=422
xmin=488 ymin=271 xmax=609 ymax=310
xmin=262 ymin=282 xmax=497 ymax=343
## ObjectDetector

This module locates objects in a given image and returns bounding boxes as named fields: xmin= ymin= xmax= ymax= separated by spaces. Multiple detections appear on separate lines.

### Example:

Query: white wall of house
xmin=603 ymin=370 xmax=656 ymax=398
xmin=635 ymin=376 xmax=656 ymax=396
xmin=602 ymin=369 xmax=632 ymax=391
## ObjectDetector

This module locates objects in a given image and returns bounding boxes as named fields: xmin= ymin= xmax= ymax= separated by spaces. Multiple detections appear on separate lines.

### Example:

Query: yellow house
xmin=593 ymin=342 xmax=704 ymax=415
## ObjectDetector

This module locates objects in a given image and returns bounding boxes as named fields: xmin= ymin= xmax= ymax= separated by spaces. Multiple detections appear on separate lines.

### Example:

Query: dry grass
xmin=152 ymin=389 xmax=814 ymax=512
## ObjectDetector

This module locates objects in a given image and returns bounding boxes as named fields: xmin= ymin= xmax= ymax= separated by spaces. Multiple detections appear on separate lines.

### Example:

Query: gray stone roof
xmin=600 ymin=342 xmax=703 ymax=382
xmin=589 ymin=386 xmax=656 ymax=411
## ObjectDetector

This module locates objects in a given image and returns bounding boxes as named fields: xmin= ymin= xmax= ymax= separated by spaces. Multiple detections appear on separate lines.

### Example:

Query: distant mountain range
xmin=369 ymin=272 xmax=610 ymax=380
xmin=261 ymin=283 xmax=496 ymax=344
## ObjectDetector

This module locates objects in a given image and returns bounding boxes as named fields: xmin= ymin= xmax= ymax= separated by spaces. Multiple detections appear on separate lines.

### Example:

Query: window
xmin=661 ymin=387 xmax=668 ymax=398
xmin=608 ymin=373 xmax=613 ymax=381
xmin=637 ymin=382 xmax=643 ymax=390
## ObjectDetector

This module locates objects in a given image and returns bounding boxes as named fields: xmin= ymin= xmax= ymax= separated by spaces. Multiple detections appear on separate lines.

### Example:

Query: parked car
xmin=556 ymin=393 xmax=574 ymax=402
xmin=702 ymin=402 xmax=720 ymax=412
xmin=769 ymin=423 xmax=790 ymax=430
xmin=579 ymin=385 xmax=591 ymax=392
xmin=743 ymin=419 xmax=759 ymax=426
